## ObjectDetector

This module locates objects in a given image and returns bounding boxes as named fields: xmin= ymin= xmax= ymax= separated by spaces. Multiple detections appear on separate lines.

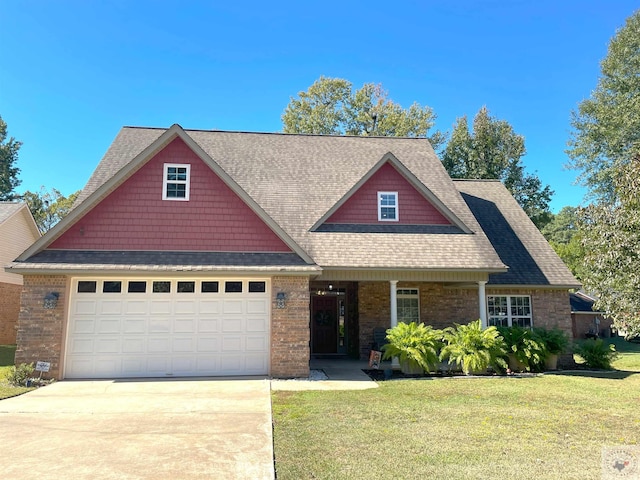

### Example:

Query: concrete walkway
xmin=271 ymin=358 xmax=379 ymax=391
xmin=0 ymin=378 xmax=274 ymax=480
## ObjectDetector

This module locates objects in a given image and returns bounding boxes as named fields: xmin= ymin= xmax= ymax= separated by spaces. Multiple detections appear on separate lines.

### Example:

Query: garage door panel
xmin=96 ymin=338 xmax=121 ymax=354
xmin=197 ymin=337 xmax=219 ymax=352
xmin=66 ymin=278 xmax=270 ymax=378
xmin=122 ymin=338 xmax=146 ymax=354
xmin=72 ymin=318 xmax=96 ymax=334
xmin=222 ymin=300 xmax=244 ymax=314
xmin=199 ymin=300 xmax=220 ymax=314
xmin=149 ymin=318 xmax=170 ymax=333
xmin=97 ymin=317 xmax=121 ymax=334
xmin=198 ymin=318 xmax=219 ymax=333
xmin=148 ymin=337 xmax=170 ymax=353
xmin=99 ymin=301 xmax=123 ymax=315
xmin=74 ymin=300 xmax=97 ymax=315
xmin=173 ymin=337 xmax=195 ymax=352
xmin=174 ymin=318 xmax=196 ymax=333
xmin=123 ymin=318 xmax=146 ymax=334
xmin=125 ymin=301 xmax=148 ymax=315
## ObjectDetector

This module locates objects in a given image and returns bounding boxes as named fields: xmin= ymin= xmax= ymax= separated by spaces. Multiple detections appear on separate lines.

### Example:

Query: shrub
xmin=382 ymin=322 xmax=442 ymax=372
xmin=6 ymin=363 xmax=35 ymax=387
xmin=440 ymin=320 xmax=507 ymax=374
xmin=574 ymin=338 xmax=619 ymax=369
xmin=533 ymin=327 xmax=569 ymax=355
xmin=497 ymin=326 xmax=547 ymax=372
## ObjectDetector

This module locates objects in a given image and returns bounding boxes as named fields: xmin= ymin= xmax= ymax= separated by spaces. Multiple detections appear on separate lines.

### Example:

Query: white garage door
xmin=65 ymin=278 xmax=270 ymax=378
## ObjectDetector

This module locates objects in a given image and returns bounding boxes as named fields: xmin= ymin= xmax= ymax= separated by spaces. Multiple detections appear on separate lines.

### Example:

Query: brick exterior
xmin=15 ymin=275 xmax=68 ymax=379
xmin=358 ymin=281 xmax=574 ymax=359
xmin=271 ymin=276 xmax=310 ymax=378
xmin=326 ymin=162 xmax=451 ymax=225
xmin=0 ymin=282 xmax=22 ymax=344
xmin=571 ymin=313 xmax=614 ymax=340
xmin=49 ymin=137 xmax=290 ymax=252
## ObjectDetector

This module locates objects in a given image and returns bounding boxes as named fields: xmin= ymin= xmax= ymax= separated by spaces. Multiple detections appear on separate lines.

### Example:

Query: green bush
xmin=382 ymin=322 xmax=442 ymax=372
xmin=574 ymin=338 xmax=619 ymax=370
xmin=440 ymin=320 xmax=507 ymax=374
xmin=497 ymin=326 xmax=547 ymax=372
xmin=6 ymin=363 xmax=35 ymax=386
xmin=533 ymin=327 xmax=569 ymax=355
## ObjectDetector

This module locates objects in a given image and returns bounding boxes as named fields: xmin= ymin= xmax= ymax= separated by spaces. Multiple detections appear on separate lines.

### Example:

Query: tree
xmin=0 ymin=115 xmax=22 ymax=201
xmin=541 ymin=206 xmax=586 ymax=280
xmin=577 ymin=157 xmax=640 ymax=339
xmin=442 ymin=106 xmax=554 ymax=229
xmin=567 ymin=10 xmax=640 ymax=203
xmin=282 ymin=76 xmax=445 ymax=149
xmin=23 ymin=187 xmax=80 ymax=234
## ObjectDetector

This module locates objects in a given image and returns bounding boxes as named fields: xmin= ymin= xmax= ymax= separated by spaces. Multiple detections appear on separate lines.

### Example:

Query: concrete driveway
xmin=0 ymin=379 xmax=274 ymax=480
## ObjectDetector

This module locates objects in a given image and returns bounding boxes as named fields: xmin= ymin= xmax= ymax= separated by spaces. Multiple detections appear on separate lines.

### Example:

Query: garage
xmin=64 ymin=277 xmax=271 ymax=378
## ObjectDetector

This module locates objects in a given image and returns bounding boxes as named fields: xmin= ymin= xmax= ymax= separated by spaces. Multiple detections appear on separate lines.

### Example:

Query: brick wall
xmin=271 ymin=276 xmax=310 ymax=378
xmin=15 ymin=275 xmax=68 ymax=379
xmin=0 ymin=282 xmax=22 ymax=344
xmin=358 ymin=281 xmax=573 ymax=359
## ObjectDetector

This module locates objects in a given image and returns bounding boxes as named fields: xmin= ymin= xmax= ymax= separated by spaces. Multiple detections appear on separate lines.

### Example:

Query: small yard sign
xmin=35 ymin=361 xmax=50 ymax=373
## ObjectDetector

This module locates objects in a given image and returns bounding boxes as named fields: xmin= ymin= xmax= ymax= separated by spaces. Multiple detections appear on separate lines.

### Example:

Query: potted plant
xmin=440 ymin=320 xmax=507 ymax=375
xmin=533 ymin=327 xmax=569 ymax=370
xmin=497 ymin=326 xmax=546 ymax=372
xmin=381 ymin=322 xmax=442 ymax=374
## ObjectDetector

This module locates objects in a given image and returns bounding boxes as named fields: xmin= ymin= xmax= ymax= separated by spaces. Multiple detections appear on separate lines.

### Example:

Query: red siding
xmin=326 ymin=162 xmax=451 ymax=225
xmin=49 ymin=138 xmax=291 ymax=252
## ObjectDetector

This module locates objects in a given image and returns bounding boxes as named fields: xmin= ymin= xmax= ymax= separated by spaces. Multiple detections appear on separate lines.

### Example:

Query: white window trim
xmin=487 ymin=295 xmax=533 ymax=328
xmin=162 ymin=163 xmax=191 ymax=201
xmin=397 ymin=288 xmax=420 ymax=323
xmin=378 ymin=191 xmax=399 ymax=222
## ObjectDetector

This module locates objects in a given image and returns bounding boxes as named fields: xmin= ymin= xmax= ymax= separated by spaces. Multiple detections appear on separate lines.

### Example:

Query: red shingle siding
xmin=0 ymin=282 xmax=22 ymax=344
xmin=326 ymin=162 xmax=451 ymax=225
xmin=49 ymin=138 xmax=291 ymax=252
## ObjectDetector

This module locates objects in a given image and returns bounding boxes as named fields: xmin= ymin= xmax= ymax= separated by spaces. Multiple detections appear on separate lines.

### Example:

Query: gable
xmin=47 ymin=137 xmax=291 ymax=253
xmin=324 ymin=162 xmax=452 ymax=226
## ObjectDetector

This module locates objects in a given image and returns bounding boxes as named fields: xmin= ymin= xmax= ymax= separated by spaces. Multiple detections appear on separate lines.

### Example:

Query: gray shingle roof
xmin=0 ymin=202 xmax=25 ymax=224
xmin=21 ymin=126 xmax=578 ymax=277
xmin=455 ymin=180 xmax=580 ymax=287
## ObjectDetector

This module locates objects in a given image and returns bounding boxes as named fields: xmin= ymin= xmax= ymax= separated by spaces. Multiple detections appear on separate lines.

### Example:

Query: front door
xmin=311 ymin=295 xmax=338 ymax=354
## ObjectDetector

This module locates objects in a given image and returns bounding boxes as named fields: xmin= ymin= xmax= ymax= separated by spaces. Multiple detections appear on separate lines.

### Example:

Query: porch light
xmin=276 ymin=292 xmax=286 ymax=309
xmin=43 ymin=292 xmax=59 ymax=309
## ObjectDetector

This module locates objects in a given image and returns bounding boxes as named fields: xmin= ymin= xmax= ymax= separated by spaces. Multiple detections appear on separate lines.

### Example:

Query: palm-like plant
xmin=497 ymin=325 xmax=547 ymax=372
xmin=440 ymin=320 xmax=507 ymax=374
xmin=381 ymin=322 xmax=442 ymax=373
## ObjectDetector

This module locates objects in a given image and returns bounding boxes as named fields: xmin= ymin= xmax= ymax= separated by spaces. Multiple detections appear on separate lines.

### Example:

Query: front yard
xmin=272 ymin=339 xmax=640 ymax=480
xmin=0 ymin=345 xmax=34 ymax=400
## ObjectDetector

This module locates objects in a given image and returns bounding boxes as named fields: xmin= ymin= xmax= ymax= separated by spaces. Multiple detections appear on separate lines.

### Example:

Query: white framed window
xmin=487 ymin=295 xmax=532 ymax=328
xmin=397 ymin=288 xmax=419 ymax=323
xmin=163 ymin=163 xmax=191 ymax=201
xmin=378 ymin=191 xmax=398 ymax=221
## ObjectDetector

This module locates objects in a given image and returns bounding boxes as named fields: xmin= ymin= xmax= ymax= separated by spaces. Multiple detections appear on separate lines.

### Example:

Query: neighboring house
xmin=570 ymin=291 xmax=614 ymax=339
xmin=7 ymin=125 xmax=580 ymax=379
xmin=0 ymin=202 xmax=40 ymax=344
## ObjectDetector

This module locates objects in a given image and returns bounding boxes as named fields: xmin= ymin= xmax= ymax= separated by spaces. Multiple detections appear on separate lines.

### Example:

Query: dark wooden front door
xmin=312 ymin=295 xmax=338 ymax=354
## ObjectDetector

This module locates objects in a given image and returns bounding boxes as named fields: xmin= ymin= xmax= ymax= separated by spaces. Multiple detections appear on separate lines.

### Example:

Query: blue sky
xmin=1 ymin=1 xmax=637 ymax=212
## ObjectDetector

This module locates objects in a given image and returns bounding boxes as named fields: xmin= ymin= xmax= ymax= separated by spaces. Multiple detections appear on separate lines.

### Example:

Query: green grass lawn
xmin=272 ymin=338 xmax=640 ymax=480
xmin=0 ymin=345 xmax=34 ymax=400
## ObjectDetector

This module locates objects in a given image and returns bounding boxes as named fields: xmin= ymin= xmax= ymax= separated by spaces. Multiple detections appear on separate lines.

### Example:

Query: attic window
xmin=163 ymin=164 xmax=190 ymax=201
xmin=378 ymin=192 xmax=398 ymax=221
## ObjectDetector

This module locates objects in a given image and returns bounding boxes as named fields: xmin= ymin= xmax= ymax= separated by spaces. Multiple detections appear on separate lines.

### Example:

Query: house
xmin=7 ymin=125 xmax=580 ymax=379
xmin=570 ymin=291 xmax=614 ymax=339
xmin=0 ymin=202 xmax=40 ymax=344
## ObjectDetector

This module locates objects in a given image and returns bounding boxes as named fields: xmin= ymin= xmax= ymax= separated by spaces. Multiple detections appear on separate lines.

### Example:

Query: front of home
xmin=7 ymin=125 xmax=579 ymax=379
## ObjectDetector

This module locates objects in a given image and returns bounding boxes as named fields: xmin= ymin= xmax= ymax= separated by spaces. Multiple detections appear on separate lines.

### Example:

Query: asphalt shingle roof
xmin=15 ymin=126 xmax=575 ymax=284
xmin=0 ymin=202 xmax=25 ymax=224
xmin=455 ymin=180 xmax=580 ymax=287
